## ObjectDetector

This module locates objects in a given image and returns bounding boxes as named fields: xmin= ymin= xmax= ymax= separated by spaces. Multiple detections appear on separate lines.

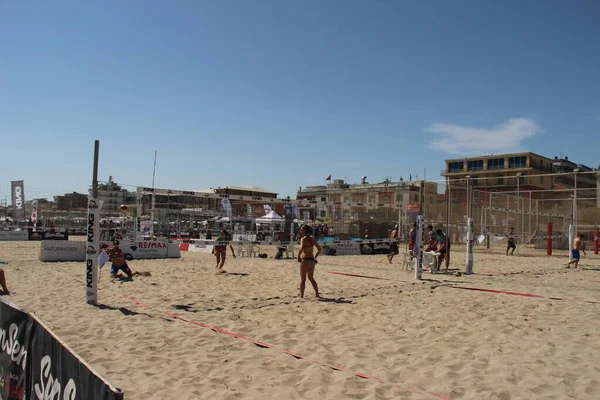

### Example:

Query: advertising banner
xmin=28 ymin=315 xmax=124 ymax=400
xmin=86 ymin=198 xmax=102 ymax=305
xmin=359 ymin=241 xmax=392 ymax=255
xmin=221 ymin=198 xmax=232 ymax=218
xmin=0 ymin=231 xmax=29 ymax=241
xmin=10 ymin=181 xmax=25 ymax=222
xmin=39 ymin=241 xmax=86 ymax=261
xmin=29 ymin=201 xmax=38 ymax=231
xmin=139 ymin=220 xmax=153 ymax=236
xmin=0 ymin=299 xmax=124 ymax=400
xmin=0 ymin=300 xmax=32 ymax=400
xmin=322 ymin=241 xmax=361 ymax=256
xmin=38 ymin=240 xmax=181 ymax=262
xmin=28 ymin=231 xmax=69 ymax=241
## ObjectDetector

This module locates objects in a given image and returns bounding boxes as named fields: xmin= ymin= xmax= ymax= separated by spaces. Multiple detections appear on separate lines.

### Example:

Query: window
xmin=343 ymin=196 xmax=350 ymax=203
xmin=451 ymin=192 xmax=458 ymax=202
xmin=498 ymin=176 xmax=504 ymax=185
xmin=474 ymin=191 xmax=480 ymax=202
xmin=448 ymin=162 xmax=464 ymax=173
xmin=508 ymin=156 xmax=527 ymax=168
xmin=395 ymin=194 xmax=402 ymax=203
xmin=472 ymin=178 xmax=478 ymax=186
xmin=383 ymin=194 xmax=388 ymax=203
xmin=467 ymin=160 xmax=484 ymax=171
xmin=368 ymin=195 xmax=375 ymax=203
xmin=487 ymin=158 xmax=505 ymax=170
xmin=343 ymin=210 xmax=350 ymax=218
xmin=320 ymin=210 xmax=326 ymax=218
xmin=519 ymin=176 xmax=525 ymax=185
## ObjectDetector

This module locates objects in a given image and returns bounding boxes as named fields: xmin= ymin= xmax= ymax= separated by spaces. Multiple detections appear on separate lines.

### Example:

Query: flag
xmin=303 ymin=211 xmax=310 ymax=222
xmin=11 ymin=180 xmax=25 ymax=221
xmin=30 ymin=200 xmax=38 ymax=231
xmin=326 ymin=175 xmax=332 ymax=181
xmin=221 ymin=198 xmax=232 ymax=218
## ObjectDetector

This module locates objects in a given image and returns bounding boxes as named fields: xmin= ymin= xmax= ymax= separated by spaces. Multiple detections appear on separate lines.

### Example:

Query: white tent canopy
xmin=255 ymin=210 xmax=283 ymax=224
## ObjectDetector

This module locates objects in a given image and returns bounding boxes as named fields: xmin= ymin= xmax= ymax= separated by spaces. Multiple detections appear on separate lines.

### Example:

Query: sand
xmin=1 ymin=239 xmax=600 ymax=400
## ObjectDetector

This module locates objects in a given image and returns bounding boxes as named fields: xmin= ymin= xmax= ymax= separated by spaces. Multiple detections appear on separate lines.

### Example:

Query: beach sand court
xmin=1 ymin=241 xmax=600 ymax=399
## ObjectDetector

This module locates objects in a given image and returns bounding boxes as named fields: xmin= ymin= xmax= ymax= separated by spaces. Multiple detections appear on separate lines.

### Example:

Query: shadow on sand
xmin=96 ymin=304 xmax=153 ymax=317
xmin=318 ymin=297 xmax=353 ymax=304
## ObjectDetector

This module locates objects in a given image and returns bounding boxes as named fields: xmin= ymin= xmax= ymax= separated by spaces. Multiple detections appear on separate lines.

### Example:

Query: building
xmin=296 ymin=178 xmax=442 ymax=237
xmin=54 ymin=192 xmax=88 ymax=211
xmin=137 ymin=185 xmax=283 ymax=235
xmin=91 ymin=176 xmax=136 ymax=214
xmin=443 ymin=152 xmax=598 ymax=202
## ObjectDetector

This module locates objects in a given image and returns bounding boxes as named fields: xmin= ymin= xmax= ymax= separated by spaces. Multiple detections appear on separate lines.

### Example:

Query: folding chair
xmin=402 ymin=252 xmax=415 ymax=271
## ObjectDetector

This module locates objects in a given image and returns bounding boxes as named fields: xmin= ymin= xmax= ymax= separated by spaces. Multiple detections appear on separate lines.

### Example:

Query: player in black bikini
xmin=213 ymin=230 xmax=236 ymax=272
xmin=297 ymin=224 xmax=321 ymax=298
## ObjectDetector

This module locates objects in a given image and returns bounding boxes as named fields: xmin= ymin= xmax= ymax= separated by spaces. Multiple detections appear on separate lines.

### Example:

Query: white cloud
xmin=426 ymin=118 xmax=542 ymax=156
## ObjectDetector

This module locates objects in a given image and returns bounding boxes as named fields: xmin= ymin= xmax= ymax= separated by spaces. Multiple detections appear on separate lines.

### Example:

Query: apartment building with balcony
xmin=91 ymin=176 xmax=136 ymax=214
xmin=442 ymin=152 xmax=598 ymax=204
xmin=54 ymin=192 xmax=88 ymax=211
xmin=296 ymin=178 xmax=440 ymax=222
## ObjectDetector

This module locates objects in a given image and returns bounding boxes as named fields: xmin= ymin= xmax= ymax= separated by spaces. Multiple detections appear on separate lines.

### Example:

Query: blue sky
xmin=1 ymin=0 xmax=599 ymax=202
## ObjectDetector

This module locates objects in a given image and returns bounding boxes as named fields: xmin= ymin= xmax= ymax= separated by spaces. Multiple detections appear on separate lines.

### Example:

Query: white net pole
xmin=414 ymin=215 xmax=423 ymax=280
xmin=465 ymin=217 xmax=474 ymax=274
xmin=569 ymin=224 xmax=574 ymax=262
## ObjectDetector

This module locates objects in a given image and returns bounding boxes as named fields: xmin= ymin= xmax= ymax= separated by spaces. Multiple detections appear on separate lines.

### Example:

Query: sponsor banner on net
xmin=187 ymin=238 xmax=399 ymax=247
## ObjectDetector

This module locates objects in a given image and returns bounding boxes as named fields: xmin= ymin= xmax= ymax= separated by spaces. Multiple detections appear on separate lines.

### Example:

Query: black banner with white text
xmin=0 ymin=299 xmax=123 ymax=400
xmin=10 ymin=181 xmax=25 ymax=222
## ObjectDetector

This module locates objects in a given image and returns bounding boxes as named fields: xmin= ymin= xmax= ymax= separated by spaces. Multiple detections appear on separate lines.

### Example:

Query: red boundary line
xmin=452 ymin=286 xmax=544 ymax=298
xmin=451 ymin=286 xmax=599 ymax=304
xmin=78 ymin=278 xmax=450 ymax=400
xmin=328 ymin=271 xmax=391 ymax=280
xmin=323 ymin=270 xmax=599 ymax=304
